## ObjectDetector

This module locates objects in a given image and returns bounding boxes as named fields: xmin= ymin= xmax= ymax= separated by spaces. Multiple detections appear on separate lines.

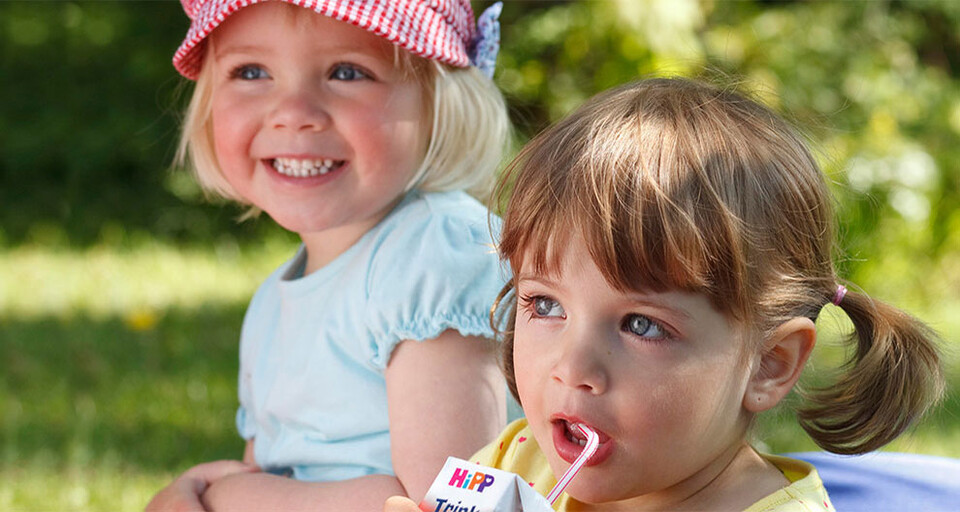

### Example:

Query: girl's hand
xmin=383 ymin=495 xmax=422 ymax=512
xmin=145 ymin=460 xmax=258 ymax=512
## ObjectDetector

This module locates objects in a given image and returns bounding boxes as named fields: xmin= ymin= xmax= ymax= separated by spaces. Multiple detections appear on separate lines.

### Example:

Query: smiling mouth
xmin=270 ymin=157 xmax=346 ymax=177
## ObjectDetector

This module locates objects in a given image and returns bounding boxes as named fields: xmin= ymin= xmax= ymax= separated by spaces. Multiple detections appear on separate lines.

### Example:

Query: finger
xmin=383 ymin=495 xmax=422 ymax=512
xmin=183 ymin=460 xmax=258 ymax=483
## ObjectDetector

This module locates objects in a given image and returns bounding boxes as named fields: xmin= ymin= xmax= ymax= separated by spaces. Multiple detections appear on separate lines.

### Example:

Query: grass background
xmin=1 ymin=239 xmax=288 ymax=509
xmin=1 ymin=238 xmax=958 ymax=510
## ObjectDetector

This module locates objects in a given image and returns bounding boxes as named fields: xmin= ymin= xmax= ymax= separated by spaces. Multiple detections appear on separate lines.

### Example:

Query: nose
xmin=550 ymin=327 xmax=609 ymax=395
xmin=267 ymin=86 xmax=331 ymax=132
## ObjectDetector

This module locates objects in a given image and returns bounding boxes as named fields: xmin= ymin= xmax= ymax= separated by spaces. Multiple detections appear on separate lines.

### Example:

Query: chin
xmin=266 ymin=211 xmax=335 ymax=235
xmin=559 ymin=472 xmax=648 ymax=507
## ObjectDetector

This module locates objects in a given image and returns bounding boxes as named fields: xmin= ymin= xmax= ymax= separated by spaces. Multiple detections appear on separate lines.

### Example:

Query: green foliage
xmin=496 ymin=0 xmax=960 ymax=302
xmin=1 ymin=305 xmax=247 ymax=509
xmin=703 ymin=1 xmax=960 ymax=298
xmin=0 ymin=241 xmax=295 ymax=510
xmin=0 ymin=1 xmax=283 ymax=247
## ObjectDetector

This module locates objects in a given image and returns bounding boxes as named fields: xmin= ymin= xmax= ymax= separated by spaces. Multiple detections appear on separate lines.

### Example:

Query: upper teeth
xmin=273 ymin=157 xmax=339 ymax=177
xmin=567 ymin=422 xmax=589 ymax=446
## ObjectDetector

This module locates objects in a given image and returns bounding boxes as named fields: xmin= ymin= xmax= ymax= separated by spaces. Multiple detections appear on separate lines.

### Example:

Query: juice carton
xmin=418 ymin=457 xmax=554 ymax=512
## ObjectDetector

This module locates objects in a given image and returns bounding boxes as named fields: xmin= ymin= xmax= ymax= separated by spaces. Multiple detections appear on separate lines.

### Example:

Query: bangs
xmin=497 ymin=81 xmax=754 ymax=319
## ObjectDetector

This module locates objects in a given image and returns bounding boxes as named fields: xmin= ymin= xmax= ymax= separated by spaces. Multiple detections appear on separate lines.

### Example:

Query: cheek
xmin=511 ymin=323 xmax=534 ymax=372
xmin=210 ymin=105 xmax=236 ymax=153
xmin=211 ymin=93 xmax=257 ymax=139
xmin=511 ymin=326 xmax=549 ymax=404
xmin=381 ymin=89 xmax=431 ymax=163
xmin=652 ymin=367 xmax=749 ymax=429
xmin=208 ymin=120 xmax=258 ymax=200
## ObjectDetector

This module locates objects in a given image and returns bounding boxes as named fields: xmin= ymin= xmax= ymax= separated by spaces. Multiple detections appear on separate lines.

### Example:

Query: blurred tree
xmin=496 ymin=0 xmax=960 ymax=305
xmin=2 ymin=0 xmax=958 ymax=304
xmin=705 ymin=0 xmax=960 ymax=305
xmin=0 ymin=1 xmax=275 ymax=247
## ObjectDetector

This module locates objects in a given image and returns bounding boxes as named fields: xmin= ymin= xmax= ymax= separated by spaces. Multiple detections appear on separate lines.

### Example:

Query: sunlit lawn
xmin=2 ymin=240 xmax=958 ymax=511
xmin=1 ymin=239 xmax=293 ymax=510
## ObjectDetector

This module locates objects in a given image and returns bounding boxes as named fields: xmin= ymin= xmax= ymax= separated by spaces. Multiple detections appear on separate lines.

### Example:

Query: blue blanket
xmin=790 ymin=452 xmax=960 ymax=511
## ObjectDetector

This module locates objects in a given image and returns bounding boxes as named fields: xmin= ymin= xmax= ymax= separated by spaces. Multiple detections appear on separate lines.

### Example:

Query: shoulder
xmin=406 ymin=190 xmax=492 ymax=218
xmin=365 ymin=190 xmax=504 ymax=297
xmin=360 ymin=192 xmax=508 ymax=367
xmin=373 ymin=190 xmax=498 ymax=254
xmin=744 ymin=455 xmax=835 ymax=512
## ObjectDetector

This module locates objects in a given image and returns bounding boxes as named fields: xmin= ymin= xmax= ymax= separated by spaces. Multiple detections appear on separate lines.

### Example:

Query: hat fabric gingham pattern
xmin=173 ymin=0 xmax=478 ymax=80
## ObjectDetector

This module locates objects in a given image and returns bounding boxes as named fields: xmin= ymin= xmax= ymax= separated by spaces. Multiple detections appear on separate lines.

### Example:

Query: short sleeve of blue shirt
xmin=363 ymin=192 xmax=506 ymax=369
xmin=233 ymin=190 xmax=509 ymax=481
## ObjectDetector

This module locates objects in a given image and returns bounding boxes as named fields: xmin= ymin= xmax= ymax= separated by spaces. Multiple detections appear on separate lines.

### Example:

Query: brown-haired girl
xmin=386 ymin=77 xmax=944 ymax=511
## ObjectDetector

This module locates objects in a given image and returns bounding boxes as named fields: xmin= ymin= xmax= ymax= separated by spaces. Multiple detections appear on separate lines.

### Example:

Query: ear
xmin=743 ymin=317 xmax=816 ymax=413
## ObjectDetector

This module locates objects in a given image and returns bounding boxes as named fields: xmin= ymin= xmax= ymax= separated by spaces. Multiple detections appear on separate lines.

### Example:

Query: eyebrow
xmin=624 ymin=295 xmax=693 ymax=321
xmin=515 ymin=273 xmax=563 ymax=289
xmin=214 ymin=45 xmax=268 ymax=60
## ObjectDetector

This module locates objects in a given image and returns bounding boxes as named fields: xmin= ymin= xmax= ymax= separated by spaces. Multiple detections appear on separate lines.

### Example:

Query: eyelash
xmin=228 ymin=64 xmax=268 ymax=81
xmin=517 ymin=293 xmax=673 ymax=342
xmin=518 ymin=294 xmax=561 ymax=319
xmin=226 ymin=63 xmax=373 ymax=82
xmin=329 ymin=63 xmax=371 ymax=81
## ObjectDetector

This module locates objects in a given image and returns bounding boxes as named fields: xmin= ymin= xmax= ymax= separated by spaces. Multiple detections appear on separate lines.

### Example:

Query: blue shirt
xmin=235 ymin=190 xmax=508 ymax=482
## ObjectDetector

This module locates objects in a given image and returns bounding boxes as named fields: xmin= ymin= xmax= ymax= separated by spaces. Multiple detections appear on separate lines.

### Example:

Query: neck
xmin=297 ymin=193 xmax=408 ymax=274
xmin=298 ymin=219 xmax=377 ymax=274
xmin=566 ymin=443 xmax=787 ymax=512
xmin=665 ymin=443 xmax=787 ymax=511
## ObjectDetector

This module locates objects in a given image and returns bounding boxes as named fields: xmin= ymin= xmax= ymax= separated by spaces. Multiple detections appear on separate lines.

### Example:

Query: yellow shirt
xmin=472 ymin=419 xmax=835 ymax=512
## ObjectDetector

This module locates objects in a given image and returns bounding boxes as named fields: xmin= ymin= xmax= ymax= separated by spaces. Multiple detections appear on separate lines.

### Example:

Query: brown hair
xmin=492 ymin=78 xmax=943 ymax=455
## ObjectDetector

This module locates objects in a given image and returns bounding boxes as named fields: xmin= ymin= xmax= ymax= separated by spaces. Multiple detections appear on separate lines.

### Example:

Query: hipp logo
xmin=447 ymin=467 xmax=495 ymax=493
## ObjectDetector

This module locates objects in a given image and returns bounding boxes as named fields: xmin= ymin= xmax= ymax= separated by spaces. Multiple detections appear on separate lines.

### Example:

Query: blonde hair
xmin=176 ymin=14 xmax=510 ymax=206
xmin=492 ymin=78 xmax=943 ymax=455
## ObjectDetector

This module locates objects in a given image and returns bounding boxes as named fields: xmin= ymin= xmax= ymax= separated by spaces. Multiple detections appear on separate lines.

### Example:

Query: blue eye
xmin=330 ymin=64 xmax=369 ymax=81
xmin=231 ymin=64 xmax=270 ymax=81
xmin=623 ymin=314 xmax=666 ymax=339
xmin=532 ymin=297 xmax=565 ymax=318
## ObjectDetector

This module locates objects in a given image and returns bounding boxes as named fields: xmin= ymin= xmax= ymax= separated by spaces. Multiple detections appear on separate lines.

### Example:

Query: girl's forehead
xmin=511 ymin=231 xmax=576 ymax=275
xmin=514 ymin=234 xmax=615 ymax=288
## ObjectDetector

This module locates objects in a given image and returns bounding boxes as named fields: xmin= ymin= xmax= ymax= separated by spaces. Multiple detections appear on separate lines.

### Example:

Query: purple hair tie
xmin=832 ymin=285 xmax=847 ymax=306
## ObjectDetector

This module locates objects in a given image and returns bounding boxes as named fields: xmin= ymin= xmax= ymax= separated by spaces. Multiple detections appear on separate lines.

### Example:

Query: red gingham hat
xmin=173 ymin=0 xmax=478 ymax=80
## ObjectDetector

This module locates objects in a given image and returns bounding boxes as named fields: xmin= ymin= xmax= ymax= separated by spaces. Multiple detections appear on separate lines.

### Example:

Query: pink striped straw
xmin=545 ymin=423 xmax=600 ymax=504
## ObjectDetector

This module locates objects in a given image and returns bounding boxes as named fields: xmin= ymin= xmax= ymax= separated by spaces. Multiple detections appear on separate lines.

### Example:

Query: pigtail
xmin=797 ymin=289 xmax=945 ymax=454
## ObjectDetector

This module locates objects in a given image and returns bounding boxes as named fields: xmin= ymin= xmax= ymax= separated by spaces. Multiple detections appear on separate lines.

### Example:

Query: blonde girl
xmin=148 ymin=1 xmax=511 ymax=510
xmin=387 ymin=77 xmax=944 ymax=511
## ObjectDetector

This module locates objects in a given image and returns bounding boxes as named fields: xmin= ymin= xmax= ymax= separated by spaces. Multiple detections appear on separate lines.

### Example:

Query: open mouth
xmin=552 ymin=418 xmax=613 ymax=466
xmin=563 ymin=421 xmax=592 ymax=447
xmin=270 ymin=157 xmax=346 ymax=177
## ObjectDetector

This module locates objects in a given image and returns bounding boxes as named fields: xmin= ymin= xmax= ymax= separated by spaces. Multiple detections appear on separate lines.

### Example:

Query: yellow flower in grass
xmin=124 ymin=307 xmax=158 ymax=331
